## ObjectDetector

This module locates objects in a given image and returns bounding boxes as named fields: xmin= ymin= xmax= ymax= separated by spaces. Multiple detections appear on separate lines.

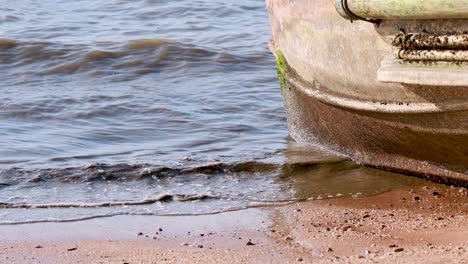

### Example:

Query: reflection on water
xmin=279 ymin=141 xmax=425 ymax=201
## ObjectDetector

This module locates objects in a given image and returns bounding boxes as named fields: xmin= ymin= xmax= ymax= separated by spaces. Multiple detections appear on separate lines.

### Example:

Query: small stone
xmin=35 ymin=245 xmax=43 ymax=249
xmin=67 ymin=247 xmax=78 ymax=252
xmin=285 ymin=237 xmax=293 ymax=241
xmin=297 ymin=257 xmax=303 ymax=262
xmin=413 ymin=196 xmax=421 ymax=201
xmin=197 ymin=245 xmax=204 ymax=248
xmin=246 ymin=241 xmax=256 ymax=246
xmin=327 ymin=248 xmax=333 ymax=252
xmin=200 ymin=234 xmax=205 ymax=237
xmin=394 ymin=248 xmax=404 ymax=252
xmin=363 ymin=214 xmax=370 ymax=219
xmin=358 ymin=255 xmax=365 ymax=259
xmin=389 ymin=244 xmax=397 ymax=248
xmin=137 ymin=232 xmax=143 ymax=236
xmin=432 ymin=191 xmax=439 ymax=196
xmin=437 ymin=217 xmax=444 ymax=220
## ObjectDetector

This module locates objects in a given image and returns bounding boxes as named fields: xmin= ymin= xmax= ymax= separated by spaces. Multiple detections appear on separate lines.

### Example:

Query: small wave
xmin=0 ymin=193 xmax=218 ymax=209
xmin=0 ymin=38 xmax=17 ymax=49
xmin=0 ymin=158 xmax=354 ymax=186
xmin=0 ymin=161 xmax=279 ymax=184
xmin=126 ymin=38 xmax=175 ymax=49
xmin=0 ymin=38 xmax=267 ymax=79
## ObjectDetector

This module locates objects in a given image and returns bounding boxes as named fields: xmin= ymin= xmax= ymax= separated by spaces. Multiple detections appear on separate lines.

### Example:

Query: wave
xmin=0 ymin=159 xmax=354 ymax=185
xmin=0 ymin=38 xmax=272 ymax=79
xmin=0 ymin=193 xmax=218 ymax=209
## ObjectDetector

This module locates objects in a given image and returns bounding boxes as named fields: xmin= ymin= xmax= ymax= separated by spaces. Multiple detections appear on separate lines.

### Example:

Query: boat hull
xmin=266 ymin=0 xmax=468 ymax=185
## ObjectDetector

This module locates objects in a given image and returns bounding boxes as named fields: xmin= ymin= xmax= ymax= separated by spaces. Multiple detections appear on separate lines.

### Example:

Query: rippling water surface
xmin=0 ymin=0 xmax=425 ymax=224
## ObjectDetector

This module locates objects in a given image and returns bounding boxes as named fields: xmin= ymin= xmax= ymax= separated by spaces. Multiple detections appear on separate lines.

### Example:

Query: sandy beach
xmin=0 ymin=181 xmax=466 ymax=264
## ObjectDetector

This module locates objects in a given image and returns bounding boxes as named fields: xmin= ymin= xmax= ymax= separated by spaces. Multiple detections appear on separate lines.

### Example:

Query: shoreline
xmin=0 ymin=183 xmax=466 ymax=263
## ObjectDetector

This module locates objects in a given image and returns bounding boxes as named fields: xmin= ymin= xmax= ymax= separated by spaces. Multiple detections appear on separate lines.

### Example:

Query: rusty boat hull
xmin=266 ymin=0 xmax=468 ymax=185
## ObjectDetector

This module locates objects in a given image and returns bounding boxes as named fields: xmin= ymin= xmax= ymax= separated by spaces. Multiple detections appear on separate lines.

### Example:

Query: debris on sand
xmin=246 ymin=240 xmax=256 ymax=246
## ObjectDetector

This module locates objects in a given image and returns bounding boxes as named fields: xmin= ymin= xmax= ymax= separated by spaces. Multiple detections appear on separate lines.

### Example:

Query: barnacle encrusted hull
xmin=266 ymin=0 xmax=468 ymax=185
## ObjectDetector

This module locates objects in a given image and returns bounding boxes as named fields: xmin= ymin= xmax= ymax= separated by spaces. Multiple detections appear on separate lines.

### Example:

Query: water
xmin=0 ymin=0 xmax=425 ymax=224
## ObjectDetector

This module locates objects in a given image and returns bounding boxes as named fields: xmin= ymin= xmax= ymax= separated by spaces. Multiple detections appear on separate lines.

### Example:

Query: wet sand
xmin=0 ymin=182 xmax=466 ymax=264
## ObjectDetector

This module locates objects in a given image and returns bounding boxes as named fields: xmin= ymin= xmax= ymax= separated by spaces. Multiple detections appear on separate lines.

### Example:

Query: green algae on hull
xmin=276 ymin=50 xmax=288 ymax=89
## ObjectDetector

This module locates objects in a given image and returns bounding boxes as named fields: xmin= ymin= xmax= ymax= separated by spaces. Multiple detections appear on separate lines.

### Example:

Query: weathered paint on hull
xmin=266 ymin=0 xmax=468 ymax=185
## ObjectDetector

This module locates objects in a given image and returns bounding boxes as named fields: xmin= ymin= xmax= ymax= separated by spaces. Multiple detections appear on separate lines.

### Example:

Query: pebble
xmin=67 ymin=247 xmax=78 ymax=252
xmin=246 ymin=241 xmax=256 ymax=246
xmin=297 ymin=257 xmax=303 ymax=262
xmin=327 ymin=248 xmax=333 ymax=252
xmin=394 ymin=248 xmax=404 ymax=252
xmin=341 ymin=225 xmax=353 ymax=232
xmin=35 ymin=245 xmax=43 ymax=249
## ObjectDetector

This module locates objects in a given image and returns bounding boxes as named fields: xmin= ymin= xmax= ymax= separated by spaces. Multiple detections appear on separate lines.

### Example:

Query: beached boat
xmin=266 ymin=0 xmax=468 ymax=185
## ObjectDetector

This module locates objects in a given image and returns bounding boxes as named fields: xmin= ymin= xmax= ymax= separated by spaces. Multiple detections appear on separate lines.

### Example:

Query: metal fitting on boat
xmin=392 ymin=32 xmax=468 ymax=50
xmin=336 ymin=0 xmax=468 ymax=21
xmin=397 ymin=49 xmax=468 ymax=61
xmin=335 ymin=0 xmax=380 ymax=23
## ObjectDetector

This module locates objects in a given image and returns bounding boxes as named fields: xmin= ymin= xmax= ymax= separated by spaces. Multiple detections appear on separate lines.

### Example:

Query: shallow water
xmin=0 ymin=0 xmax=426 ymax=224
